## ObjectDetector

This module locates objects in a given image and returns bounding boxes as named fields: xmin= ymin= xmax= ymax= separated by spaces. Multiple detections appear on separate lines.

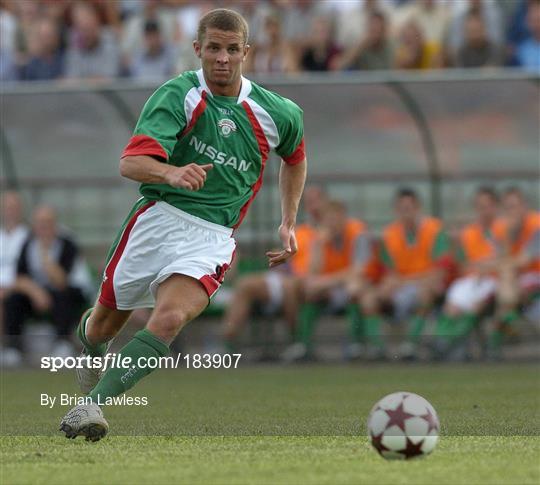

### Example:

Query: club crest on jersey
xmin=217 ymin=118 xmax=237 ymax=138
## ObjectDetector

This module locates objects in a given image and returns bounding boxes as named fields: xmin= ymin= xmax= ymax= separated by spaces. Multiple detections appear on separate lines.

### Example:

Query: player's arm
xmin=119 ymin=79 xmax=213 ymax=191
xmin=266 ymin=158 xmax=307 ymax=268
xmin=119 ymin=155 xmax=213 ymax=191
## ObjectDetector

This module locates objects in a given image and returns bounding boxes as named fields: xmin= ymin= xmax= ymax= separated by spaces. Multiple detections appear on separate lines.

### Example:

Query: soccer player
xmin=359 ymin=188 xmax=451 ymax=360
xmin=282 ymin=199 xmax=376 ymax=362
xmin=222 ymin=186 xmax=326 ymax=354
xmin=59 ymin=9 xmax=307 ymax=441
xmin=488 ymin=187 xmax=540 ymax=358
xmin=434 ymin=187 xmax=502 ymax=359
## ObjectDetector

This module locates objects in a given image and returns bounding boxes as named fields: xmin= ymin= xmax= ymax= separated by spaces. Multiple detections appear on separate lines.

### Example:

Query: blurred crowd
xmin=1 ymin=0 xmax=539 ymax=83
xmin=2 ymin=185 xmax=538 ymax=366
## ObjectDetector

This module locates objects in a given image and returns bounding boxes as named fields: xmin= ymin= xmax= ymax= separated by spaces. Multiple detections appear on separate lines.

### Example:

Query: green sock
xmin=76 ymin=308 xmax=107 ymax=357
xmin=453 ymin=313 xmax=477 ymax=339
xmin=89 ymin=329 xmax=169 ymax=403
xmin=435 ymin=314 xmax=456 ymax=339
xmin=297 ymin=303 xmax=320 ymax=350
xmin=502 ymin=310 xmax=519 ymax=327
xmin=489 ymin=311 xmax=519 ymax=350
xmin=224 ymin=339 xmax=237 ymax=354
xmin=346 ymin=304 xmax=363 ymax=343
xmin=488 ymin=329 xmax=504 ymax=350
xmin=407 ymin=315 xmax=425 ymax=344
xmin=364 ymin=315 xmax=384 ymax=348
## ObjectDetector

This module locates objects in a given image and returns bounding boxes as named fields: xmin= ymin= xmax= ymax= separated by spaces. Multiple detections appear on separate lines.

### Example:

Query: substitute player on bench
xmin=60 ymin=8 xmax=307 ymax=441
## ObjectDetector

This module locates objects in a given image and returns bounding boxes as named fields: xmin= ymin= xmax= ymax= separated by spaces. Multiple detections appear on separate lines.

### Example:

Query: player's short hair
xmin=503 ymin=186 xmax=526 ymax=201
xmin=395 ymin=187 xmax=420 ymax=203
xmin=325 ymin=199 xmax=347 ymax=214
xmin=475 ymin=186 xmax=499 ymax=203
xmin=197 ymin=8 xmax=249 ymax=45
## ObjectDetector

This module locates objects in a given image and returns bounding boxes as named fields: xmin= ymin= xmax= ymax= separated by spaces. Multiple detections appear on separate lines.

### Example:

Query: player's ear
xmin=193 ymin=40 xmax=202 ymax=58
xmin=243 ymin=44 xmax=250 ymax=61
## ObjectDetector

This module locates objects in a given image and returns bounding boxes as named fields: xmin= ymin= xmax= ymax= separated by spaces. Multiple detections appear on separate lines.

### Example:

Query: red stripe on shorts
xmin=99 ymin=201 xmax=156 ymax=309
xmin=198 ymin=247 xmax=237 ymax=298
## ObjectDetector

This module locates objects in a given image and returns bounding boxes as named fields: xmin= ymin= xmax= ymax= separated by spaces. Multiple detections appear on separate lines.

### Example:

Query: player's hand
xmin=31 ymin=288 xmax=52 ymax=313
xmin=266 ymin=224 xmax=298 ymax=268
xmin=164 ymin=163 xmax=213 ymax=191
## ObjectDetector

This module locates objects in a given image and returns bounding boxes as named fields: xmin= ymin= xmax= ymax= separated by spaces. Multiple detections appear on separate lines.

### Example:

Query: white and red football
xmin=367 ymin=391 xmax=440 ymax=460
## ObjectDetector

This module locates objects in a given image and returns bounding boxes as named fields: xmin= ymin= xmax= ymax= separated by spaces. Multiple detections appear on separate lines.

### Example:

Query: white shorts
xmin=391 ymin=283 xmax=420 ymax=321
xmin=446 ymin=275 xmax=497 ymax=313
xmin=99 ymin=199 xmax=236 ymax=310
xmin=262 ymin=271 xmax=286 ymax=315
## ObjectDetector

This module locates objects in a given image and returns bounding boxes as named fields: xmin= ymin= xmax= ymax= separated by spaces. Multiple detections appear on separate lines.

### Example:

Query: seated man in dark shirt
xmin=3 ymin=205 xmax=87 ymax=360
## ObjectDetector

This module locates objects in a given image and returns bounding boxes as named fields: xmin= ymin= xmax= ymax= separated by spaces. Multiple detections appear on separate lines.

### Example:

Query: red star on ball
xmin=384 ymin=402 xmax=415 ymax=432
xmin=420 ymin=407 xmax=439 ymax=434
xmin=371 ymin=433 xmax=389 ymax=455
xmin=398 ymin=437 xmax=425 ymax=459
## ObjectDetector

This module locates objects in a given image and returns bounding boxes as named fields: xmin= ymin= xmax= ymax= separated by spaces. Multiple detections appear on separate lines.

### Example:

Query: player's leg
xmin=60 ymin=274 xmax=209 ymax=441
xmin=282 ymin=278 xmax=327 ymax=362
xmin=223 ymin=273 xmax=272 ymax=351
xmin=487 ymin=263 xmax=520 ymax=358
xmin=88 ymin=274 xmax=208 ymax=402
xmin=75 ymin=303 xmax=133 ymax=394
xmin=357 ymin=286 xmax=386 ymax=359
xmin=278 ymin=275 xmax=302 ymax=339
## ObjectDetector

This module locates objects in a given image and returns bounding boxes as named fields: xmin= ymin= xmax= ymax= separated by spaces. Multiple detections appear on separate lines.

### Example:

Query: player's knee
xmin=148 ymin=307 xmax=190 ymax=341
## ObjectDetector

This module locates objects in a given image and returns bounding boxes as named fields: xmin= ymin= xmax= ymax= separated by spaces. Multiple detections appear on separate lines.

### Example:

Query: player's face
xmin=475 ymin=194 xmax=498 ymax=224
xmin=194 ymin=28 xmax=249 ymax=95
xmin=503 ymin=194 xmax=527 ymax=229
xmin=395 ymin=196 xmax=419 ymax=225
xmin=323 ymin=208 xmax=346 ymax=236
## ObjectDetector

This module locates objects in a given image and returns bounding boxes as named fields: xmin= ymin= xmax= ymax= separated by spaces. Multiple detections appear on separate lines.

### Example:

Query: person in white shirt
xmin=0 ymin=191 xmax=29 ymax=366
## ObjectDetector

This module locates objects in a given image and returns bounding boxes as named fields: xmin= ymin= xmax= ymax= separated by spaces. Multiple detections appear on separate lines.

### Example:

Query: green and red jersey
xmin=122 ymin=69 xmax=305 ymax=228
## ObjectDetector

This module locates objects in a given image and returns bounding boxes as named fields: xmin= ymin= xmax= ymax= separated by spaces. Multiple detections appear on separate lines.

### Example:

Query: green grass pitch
xmin=1 ymin=364 xmax=539 ymax=484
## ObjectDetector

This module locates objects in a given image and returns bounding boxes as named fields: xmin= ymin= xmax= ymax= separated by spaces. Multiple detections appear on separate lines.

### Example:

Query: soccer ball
xmin=367 ymin=391 xmax=439 ymax=460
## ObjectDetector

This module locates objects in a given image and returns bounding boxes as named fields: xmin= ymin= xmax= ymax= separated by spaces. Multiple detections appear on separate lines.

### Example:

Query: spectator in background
xmin=120 ymin=0 xmax=176 ymax=72
xmin=394 ymin=20 xmax=435 ymax=69
xmin=358 ymin=188 xmax=451 ymax=360
xmin=279 ymin=0 xmax=322 ymax=65
xmin=247 ymin=12 xmax=296 ymax=74
xmin=515 ymin=1 xmax=540 ymax=71
xmin=0 ymin=191 xmax=29 ymax=362
xmin=12 ymin=0 xmax=42 ymax=68
xmin=64 ymin=2 xmax=119 ymax=80
xmin=129 ymin=20 xmax=175 ymax=81
xmin=18 ymin=18 xmax=64 ymax=81
xmin=0 ymin=48 xmax=17 ymax=81
xmin=506 ymin=0 xmax=537 ymax=60
xmin=453 ymin=12 xmax=504 ymax=68
xmin=3 ymin=206 xmax=87 ymax=363
xmin=334 ymin=11 xmax=393 ymax=70
xmin=392 ymin=0 xmax=449 ymax=68
xmin=0 ymin=1 xmax=17 ymax=80
xmin=447 ymin=0 xmax=504 ymax=58
xmin=222 ymin=186 xmax=328 ymax=355
xmin=299 ymin=16 xmax=340 ymax=71
xmin=282 ymin=199 xmax=376 ymax=362
xmin=488 ymin=188 xmax=540 ymax=358
xmin=335 ymin=0 xmax=396 ymax=50
xmin=434 ymin=187 xmax=502 ymax=360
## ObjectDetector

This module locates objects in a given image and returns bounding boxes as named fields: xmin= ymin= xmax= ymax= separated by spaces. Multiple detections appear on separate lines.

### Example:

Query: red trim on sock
xmin=235 ymin=101 xmax=270 ymax=230
xmin=98 ymin=201 xmax=156 ymax=309
xmin=121 ymin=134 xmax=168 ymax=160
